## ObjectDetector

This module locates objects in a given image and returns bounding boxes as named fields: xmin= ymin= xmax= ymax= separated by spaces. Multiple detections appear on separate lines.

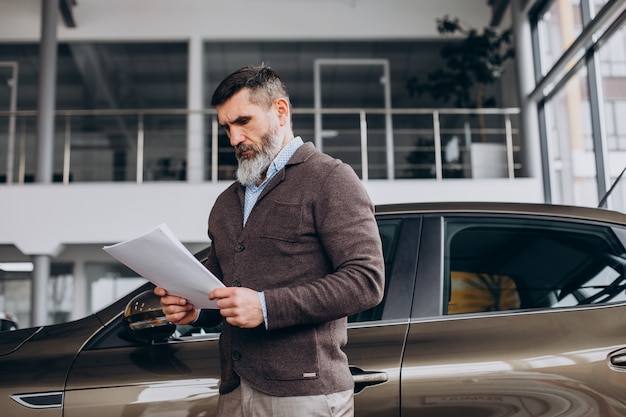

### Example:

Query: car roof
xmin=375 ymin=202 xmax=626 ymax=226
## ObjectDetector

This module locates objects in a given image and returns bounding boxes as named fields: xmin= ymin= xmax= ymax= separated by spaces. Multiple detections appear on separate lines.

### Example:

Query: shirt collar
xmin=268 ymin=136 xmax=303 ymax=177
xmin=246 ymin=136 xmax=304 ymax=192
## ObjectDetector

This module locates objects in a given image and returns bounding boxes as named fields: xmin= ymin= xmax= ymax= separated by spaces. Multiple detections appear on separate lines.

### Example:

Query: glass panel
xmin=86 ymin=263 xmax=146 ymax=313
xmin=319 ymin=113 xmax=364 ymax=178
xmin=142 ymin=114 xmax=188 ymax=182
xmin=216 ymin=129 xmax=237 ymax=181
xmin=203 ymin=41 xmax=449 ymax=111
xmin=536 ymin=0 xmax=583 ymax=76
xmin=62 ymin=114 xmax=140 ymax=182
xmin=0 ymin=63 xmax=18 ymax=182
xmin=393 ymin=114 xmax=436 ymax=179
xmin=0 ymin=263 xmax=76 ymax=327
xmin=544 ymin=67 xmax=599 ymax=206
xmin=0 ymin=114 xmax=37 ymax=183
xmin=594 ymin=0 xmax=610 ymax=17
xmin=598 ymin=20 xmax=626 ymax=211
xmin=48 ymin=264 xmax=74 ymax=324
xmin=0 ymin=270 xmax=30 ymax=328
xmin=204 ymin=41 xmax=521 ymax=181
xmin=443 ymin=217 xmax=626 ymax=315
xmin=0 ymin=42 xmax=187 ymax=183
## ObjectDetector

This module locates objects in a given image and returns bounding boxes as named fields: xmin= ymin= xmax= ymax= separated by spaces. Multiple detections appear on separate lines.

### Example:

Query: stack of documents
xmin=103 ymin=223 xmax=224 ymax=308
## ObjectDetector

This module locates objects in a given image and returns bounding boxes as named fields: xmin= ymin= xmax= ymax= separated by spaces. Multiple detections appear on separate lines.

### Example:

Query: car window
xmin=348 ymin=218 xmax=403 ymax=323
xmin=443 ymin=216 xmax=626 ymax=315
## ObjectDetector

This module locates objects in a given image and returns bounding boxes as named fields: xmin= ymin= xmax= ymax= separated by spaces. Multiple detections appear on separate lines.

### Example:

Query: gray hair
xmin=210 ymin=64 xmax=290 ymax=110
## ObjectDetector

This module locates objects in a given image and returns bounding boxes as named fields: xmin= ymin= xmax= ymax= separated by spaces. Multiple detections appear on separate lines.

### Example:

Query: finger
xmin=162 ymin=295 xmax=189 ymax=306
xmin=167 ymin=311 xmax=191 ymax=324
xmin=209 ymin=287 xmax=234 ymax=300
xmin=219 ymin=306 xmax=237 ymax=317
xmin=164 ymin=304 xmax=192 ymax=320
xmin=215 ymin=297 xmax=229 ymax=309
xmin=224 ymin=312 xmax=259 ymax=329
xmin=168 ymin=303 xmax=193 ymax=314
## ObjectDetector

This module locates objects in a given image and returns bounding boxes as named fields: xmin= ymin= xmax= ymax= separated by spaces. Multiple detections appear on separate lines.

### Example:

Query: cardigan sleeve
xmin=263 ymin=162 xmax=385 ymax=329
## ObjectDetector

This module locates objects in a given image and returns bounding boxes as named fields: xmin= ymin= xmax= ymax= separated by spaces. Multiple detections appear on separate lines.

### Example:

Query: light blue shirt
xmin=247 ymin=137 xmax=304 ymax=328
xmin=243 ymin=137 xmax=304 ymax=225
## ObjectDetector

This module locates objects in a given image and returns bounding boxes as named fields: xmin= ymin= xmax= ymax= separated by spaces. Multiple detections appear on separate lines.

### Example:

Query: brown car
xmin=0 ymin=313 xmax=17 ymax=331
xmin=3 ymin=202 xmax=626 ymax=416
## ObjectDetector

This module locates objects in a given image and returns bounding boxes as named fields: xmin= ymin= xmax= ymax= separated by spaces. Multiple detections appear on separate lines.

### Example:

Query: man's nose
xmin=229 ymin=127 xmax=245 ymax=147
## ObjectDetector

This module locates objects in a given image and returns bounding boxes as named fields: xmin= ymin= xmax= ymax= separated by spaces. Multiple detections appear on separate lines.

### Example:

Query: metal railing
xmin=0 ymin=107 xmax=521 ymax=184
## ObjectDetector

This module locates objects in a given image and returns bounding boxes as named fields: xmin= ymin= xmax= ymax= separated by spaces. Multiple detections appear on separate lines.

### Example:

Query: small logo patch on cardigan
xmin=302 ymin=372 xmax=318 ymax=378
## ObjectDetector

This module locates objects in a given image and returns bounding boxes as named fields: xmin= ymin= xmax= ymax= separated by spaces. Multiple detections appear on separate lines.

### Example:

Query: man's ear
xmin=275 ymin=98 xmax=290 ymax=126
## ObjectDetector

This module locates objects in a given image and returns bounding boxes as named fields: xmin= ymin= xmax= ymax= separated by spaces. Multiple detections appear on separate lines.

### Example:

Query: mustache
xmin=235 ymin=143 xmax=261 ymax=160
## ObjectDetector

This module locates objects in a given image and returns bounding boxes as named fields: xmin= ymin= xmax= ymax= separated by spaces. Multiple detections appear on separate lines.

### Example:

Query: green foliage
xmin=407 ymin=16 xmax=515 ymax=108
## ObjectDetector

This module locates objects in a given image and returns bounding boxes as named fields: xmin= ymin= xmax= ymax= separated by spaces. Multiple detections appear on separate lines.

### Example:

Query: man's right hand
xmin=154 ymin=286 xmax=198 ymax=325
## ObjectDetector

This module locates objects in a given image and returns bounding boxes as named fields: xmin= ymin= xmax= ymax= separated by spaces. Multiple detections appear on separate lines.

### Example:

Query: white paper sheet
xmin=103 ymin=223 xmax=224 ymax=309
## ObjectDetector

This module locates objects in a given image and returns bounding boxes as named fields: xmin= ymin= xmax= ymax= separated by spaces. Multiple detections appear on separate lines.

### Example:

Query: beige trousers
xmin=216 ymin=379 xmax=354 ymax=417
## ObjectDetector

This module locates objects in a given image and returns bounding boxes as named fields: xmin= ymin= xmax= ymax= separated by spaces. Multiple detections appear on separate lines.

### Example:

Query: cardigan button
xmin=231 ymin=351 xmax=242 ymax=361
xmin=233 ymin=280 xmax=242 ymax=287
xmin=234 ymin=243 xmax=245 ymax=252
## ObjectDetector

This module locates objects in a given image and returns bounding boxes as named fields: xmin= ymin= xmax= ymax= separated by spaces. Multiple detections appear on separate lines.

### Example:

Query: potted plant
xmin=406 ymin=16 xmax=515 ymax=178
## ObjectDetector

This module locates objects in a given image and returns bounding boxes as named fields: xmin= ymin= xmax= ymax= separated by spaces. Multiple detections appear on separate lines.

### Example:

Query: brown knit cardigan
xmin=203 ymin=141 xmax=385 ymax=397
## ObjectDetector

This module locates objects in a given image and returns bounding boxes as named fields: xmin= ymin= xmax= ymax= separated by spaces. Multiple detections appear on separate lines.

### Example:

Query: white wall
xmin=0 ymin=0 xmax=494 ymax=41
xmin=0 ymin=179 xmax=543 ymax=256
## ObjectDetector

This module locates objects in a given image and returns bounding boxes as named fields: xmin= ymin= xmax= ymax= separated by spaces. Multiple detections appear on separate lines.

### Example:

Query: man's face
xmin=216 ymin=89 xmax=286 ymax=185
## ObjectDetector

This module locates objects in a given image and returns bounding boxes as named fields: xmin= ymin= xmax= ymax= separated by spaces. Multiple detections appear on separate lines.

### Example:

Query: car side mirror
xmin=121 ymin=290 xmax=175 ymax=343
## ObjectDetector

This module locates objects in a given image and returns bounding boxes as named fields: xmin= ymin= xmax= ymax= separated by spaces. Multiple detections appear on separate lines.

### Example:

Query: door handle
xmin=608 ymin=347 xmax=626 ymax=368
xmin=609 ymin=353 xmax=626 ymax=366
xmin=350 ymin=366 xmax=388 ymax=393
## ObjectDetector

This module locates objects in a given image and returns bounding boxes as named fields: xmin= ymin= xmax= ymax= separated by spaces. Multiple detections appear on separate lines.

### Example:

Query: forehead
xmin=216 ymin=89 xmax=264 ymax=123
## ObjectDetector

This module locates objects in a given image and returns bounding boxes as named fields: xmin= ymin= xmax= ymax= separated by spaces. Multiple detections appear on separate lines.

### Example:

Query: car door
xmin=347 ymin=216 xmax=421 ymax=417
xmin=63 ymin=318 xmax=223 ymax=417
xmin=402 ymin=214 xmax=626 ymax=416
xmin=63 ymin=215 xmax=420 ymax=417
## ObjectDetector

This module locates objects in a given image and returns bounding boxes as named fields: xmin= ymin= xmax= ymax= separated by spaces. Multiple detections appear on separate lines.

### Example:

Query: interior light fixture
xmin=0 ymin=262 xmax=34 ymax=272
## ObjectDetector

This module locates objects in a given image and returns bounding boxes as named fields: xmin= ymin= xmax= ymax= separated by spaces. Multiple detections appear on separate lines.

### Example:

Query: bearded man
xmin=155 ymin=64 xmax=385 ymax=417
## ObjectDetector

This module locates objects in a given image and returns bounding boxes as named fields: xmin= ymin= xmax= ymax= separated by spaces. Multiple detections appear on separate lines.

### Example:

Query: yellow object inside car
xmin=448 ymin=271 xmax=521 ymax=314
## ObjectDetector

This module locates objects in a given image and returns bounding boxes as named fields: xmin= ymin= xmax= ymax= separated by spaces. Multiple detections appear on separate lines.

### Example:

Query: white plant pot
xmin=470 ymin=143 xmax=508 ymax=178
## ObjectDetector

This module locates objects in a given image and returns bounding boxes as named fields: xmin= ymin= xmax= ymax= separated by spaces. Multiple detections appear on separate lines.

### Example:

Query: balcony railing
xmin=0 ymin=107 xmax=521 ymax=184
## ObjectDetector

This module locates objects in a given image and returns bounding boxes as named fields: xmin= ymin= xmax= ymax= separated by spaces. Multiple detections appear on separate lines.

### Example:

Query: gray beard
xmin=236 ymin=151 xmax=275 ymax=186
xmin=236 ymin=126 xmax=284 ymax=186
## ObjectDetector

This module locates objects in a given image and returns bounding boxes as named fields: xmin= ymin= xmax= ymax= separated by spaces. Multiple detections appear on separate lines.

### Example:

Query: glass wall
xmin=0 ymin=262 xmax=75 ymax=327
xmin=531 ymin=0 xmax=626 ymax=209
xmin=1 ymin=39 xmax=521 ymax=184
xmin=85 ymin=263 xmax=145 ymax=313
xmin=0 ymin=42 xmax=188 ymax=183
xmin=536 ymin=0 xmax=583 ymax=75
xmin=203 ymin=41 xmax=520 ymax=181
xmin=0 ymin=258 xmax=148 ymax=327
xmin=544 ymin=67 xmax=599 ymax=206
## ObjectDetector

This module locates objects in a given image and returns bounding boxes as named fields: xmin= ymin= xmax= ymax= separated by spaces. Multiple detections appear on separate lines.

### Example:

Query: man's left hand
xmin=209 ymin=287 xmax=264 ymax=329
